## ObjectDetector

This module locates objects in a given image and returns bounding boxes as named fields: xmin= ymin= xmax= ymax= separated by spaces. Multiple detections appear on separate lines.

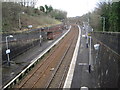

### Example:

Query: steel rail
xmin=45 ymin=25 xmax=79 ymax=89
xmin=31 ymin=28 xmax=75 ymax=89
xmin=17 ymin=26 xmax=73 ymax=89
xmin=45 ymin=35 xmax=75 ymax=89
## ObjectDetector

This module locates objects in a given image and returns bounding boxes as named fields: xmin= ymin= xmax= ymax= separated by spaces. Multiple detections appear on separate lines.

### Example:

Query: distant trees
xmin=40 ymin=5 xmax=53 ymax=14
xmin=3 ymin=0 xmax=67 ymax=21
xmin=80 ymin=1 xmax=120 ymax=32
xmin=50 ymin=9 xmax=67 ymax=20
xmin=39 ymin=5 xmax=67 ymax=20
xmin=18 ymin=0 xmax=38 ymax=7
xmin=45 ymin=5 xmax=49 ymax=13
xmin=97 ymin=2 xmax=110 ymax=31
xmin=3 ymin=0 xmax=38 ymax=7
xmin=108 ymin=2 xmax=120 ymax=32
xmin=97 ymin=1 xmax=120 ymax=32
xmin=48 ymin=6 xmax=53 ymax=13
xmin=40 ymin=6 xmax=45 ymax=12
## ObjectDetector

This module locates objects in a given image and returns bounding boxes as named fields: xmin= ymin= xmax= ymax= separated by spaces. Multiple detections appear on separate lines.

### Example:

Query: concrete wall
xmin=91 ymin=32 xmax=120 ymax=88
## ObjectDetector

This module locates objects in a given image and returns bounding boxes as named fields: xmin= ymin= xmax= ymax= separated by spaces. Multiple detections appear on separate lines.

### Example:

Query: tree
xmin=97 ymin=1 xmax=120 ymax=32
xmin=97 ymin=2 xmax=111 ymax=31
xmin=82 ymin=1 xmax=120 ymax=32
xmin=45 ymin=4 xmax=49 ymax=13
xmin=109 ymin=2 xmax=120 ymax=32
xmin=48 ymin=5 xmax=53 ymax=13
xmin=40 ymin=6 xmax=45 ymax=12
xmin=40 ymin=5 xmax=53 ymax=14
xmin=50 ymin=9 xmax=67 ymax=20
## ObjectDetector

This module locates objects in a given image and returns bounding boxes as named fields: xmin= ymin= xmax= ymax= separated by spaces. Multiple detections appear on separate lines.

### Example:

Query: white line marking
xmin=78 ymin=63 xmax=88 ymax=66
xmin=63 ymin=25 xmax=81 ymax=88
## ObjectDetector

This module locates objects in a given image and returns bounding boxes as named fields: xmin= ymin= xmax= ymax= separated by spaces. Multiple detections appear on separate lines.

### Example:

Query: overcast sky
xmin=35 ymin=0 xmax=101 ymax=17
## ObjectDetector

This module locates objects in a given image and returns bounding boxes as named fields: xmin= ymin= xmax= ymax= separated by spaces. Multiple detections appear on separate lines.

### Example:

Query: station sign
xmin=6 ymin=49 xmax=10 ymax=54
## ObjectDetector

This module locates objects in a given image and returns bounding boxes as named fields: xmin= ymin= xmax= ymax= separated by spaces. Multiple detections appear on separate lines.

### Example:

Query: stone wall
xmin=92 ymin=32 xmax=120 ymax=55
xmin=91 ymin=32 xmax=120 ymax=88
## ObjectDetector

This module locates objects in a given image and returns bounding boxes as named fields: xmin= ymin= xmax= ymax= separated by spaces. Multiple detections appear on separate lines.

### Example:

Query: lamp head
xmin=9 ymin=35 xmax=13 ymax=38
xmin=94 ymin=44 xmax=100 ymax=50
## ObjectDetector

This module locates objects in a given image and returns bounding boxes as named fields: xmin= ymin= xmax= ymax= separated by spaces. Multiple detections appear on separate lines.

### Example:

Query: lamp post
xmin=39 ymin=34 xmax=42 ymax=46
xmin=101 ymin=17 xmax=105 ymax=32
xmin=6 ymin=35 xmax=13 ymax=66
xmin=19 ymin=12 xmax=24 ymax=30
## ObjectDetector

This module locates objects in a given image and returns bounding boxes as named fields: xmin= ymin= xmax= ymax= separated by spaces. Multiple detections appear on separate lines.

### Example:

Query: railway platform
xmin=2 ymin=28 xmax=69 ymax=88
xmin=64 ymin=26 xmax=99 ymax=89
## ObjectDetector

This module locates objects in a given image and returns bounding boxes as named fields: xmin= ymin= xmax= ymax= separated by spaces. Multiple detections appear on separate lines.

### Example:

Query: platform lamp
xmin=6 ymin=35 xmax=13 ymax=66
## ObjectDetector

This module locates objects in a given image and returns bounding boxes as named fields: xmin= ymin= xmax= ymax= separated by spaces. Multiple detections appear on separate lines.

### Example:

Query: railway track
xmin=46 ymin=26 xmax=79 ymax=88
xmin=14 ymin=25 xmax=79 ymax=89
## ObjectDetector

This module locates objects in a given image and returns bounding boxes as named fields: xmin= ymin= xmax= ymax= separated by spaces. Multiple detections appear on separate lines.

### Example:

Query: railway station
xmin=1 ymin=0 xmax=120 ymax=89
xmin=2 ymin=23 xmax=120 ymax=89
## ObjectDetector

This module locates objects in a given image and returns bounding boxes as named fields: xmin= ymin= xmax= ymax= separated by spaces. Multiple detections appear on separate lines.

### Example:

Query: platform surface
xmin=71 ymin=29 xmax=98 ymax=88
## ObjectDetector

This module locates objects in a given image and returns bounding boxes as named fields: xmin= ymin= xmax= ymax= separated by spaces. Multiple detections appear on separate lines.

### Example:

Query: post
xmin=6 ymin=36 xmax=10 ymax=66
xmin=7 ymin=53 xmax=10 ymax=66
xmin=40 ymin=34 xmax=42 ymax=46
xmin=19 ymin=13 xmax=21 ymax=30
xmin=6 ymin=36 xmax=8 ymax=50
xmin=103 ymin=17 xmax=105 ymax=32
xmin=86 ymin=24 xmax=89 ymax=48
xmin=86 ymin=35 xmax=89 ymax=48
xmin=101 ymin=17 xmax=105 ymax=32
xmin=19 ymin=12 xmax=24 ymax=30
xmin=89 ymin=36 xmax=92 ymax=73
xmin=5 ymin=35 xmax=13 ymax=66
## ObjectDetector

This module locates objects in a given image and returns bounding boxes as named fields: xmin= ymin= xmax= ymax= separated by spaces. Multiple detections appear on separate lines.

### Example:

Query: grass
xmin=2 ymin=14 xmax=61 ymax=34
xmin=13 ymin=14 xmax=61 ymax=33
xmin=2 ymin=2 xmax=63 ymax=33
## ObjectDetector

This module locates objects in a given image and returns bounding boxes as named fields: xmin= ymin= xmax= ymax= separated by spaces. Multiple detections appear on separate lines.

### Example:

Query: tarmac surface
xmin=70 ymin=28 xmax=99 ymax=88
